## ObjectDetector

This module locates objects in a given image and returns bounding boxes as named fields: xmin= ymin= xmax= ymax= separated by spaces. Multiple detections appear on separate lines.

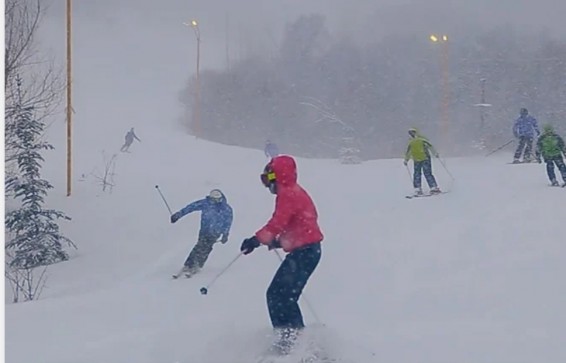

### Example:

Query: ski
xmin=405 ymin=191 xmax=448 ymax=199
xmin=506 ymin=161 xmax=540 ymax=165
xmin=172 ymin=266 xmax=190 ymax=279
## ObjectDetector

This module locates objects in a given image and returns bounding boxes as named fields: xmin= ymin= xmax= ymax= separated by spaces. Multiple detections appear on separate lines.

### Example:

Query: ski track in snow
xmin=5 ymin=122 xmax=566 ymax=363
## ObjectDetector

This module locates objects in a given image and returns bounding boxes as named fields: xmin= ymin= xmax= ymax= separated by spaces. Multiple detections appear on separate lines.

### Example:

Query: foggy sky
xmin=36 ymin=0 xmax=566 ymax=162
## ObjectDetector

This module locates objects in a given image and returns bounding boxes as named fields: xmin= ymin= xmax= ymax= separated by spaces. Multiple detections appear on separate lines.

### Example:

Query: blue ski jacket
xmin=513 ymin=115 xmax=540 ymax=138
xmin=177 ymin=192 xmax=233 ymax=239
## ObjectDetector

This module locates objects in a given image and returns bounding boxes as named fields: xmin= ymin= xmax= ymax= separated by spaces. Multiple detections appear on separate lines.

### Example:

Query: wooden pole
xmin=193 ymin=24 xmax=201 ymax=138
xmin=441 ymin=40 xmax=450 ymax=146
xmin=225 ymin=13 xmax=230 ymax=72
xmin=66 ymin=0 xmax=72 ymax=197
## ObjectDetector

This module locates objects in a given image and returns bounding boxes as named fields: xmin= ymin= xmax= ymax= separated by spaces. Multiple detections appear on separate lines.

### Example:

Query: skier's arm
xmin=255 ymin=194 xmax=293 ymax=244
xmin=532 ymin=117 xmax=540 ymax=136
xmin=424 ymin=140 xmax=439 ymax=158
xmin=404 ymin=144 xmax=412 ymax=162
xmin=513 ymin=121 xmax=519 ymax=138
xmin=222 ymin=205 xmax=233 ymax=238
xmin=178 ymin=199 xmax=205 ymax=218
xmin=133 ymin=133 xmax=141 ymax=142
xmin=536 ymin=136 xmax=544 ymax=153
xmin=558 ymin=135 xmax=566 ymax=155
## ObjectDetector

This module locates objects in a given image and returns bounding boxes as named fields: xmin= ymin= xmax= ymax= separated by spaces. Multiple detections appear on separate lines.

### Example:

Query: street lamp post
xmin=184 ymin=19 xmax=201 ymax=137
xmin=430 ymin=34 xmax=450 ymax=147
xmin=474 ymin=78 xmax=492 ymax=145
xmin=66 ymin=0 xmax=73 ymax=196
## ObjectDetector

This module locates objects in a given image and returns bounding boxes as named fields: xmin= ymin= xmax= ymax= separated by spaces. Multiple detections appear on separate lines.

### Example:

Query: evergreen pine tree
xmin=5 ymin=77 xmax=76 ymax=269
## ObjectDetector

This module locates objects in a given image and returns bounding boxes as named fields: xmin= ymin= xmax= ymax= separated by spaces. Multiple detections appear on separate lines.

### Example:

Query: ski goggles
xmin=260 ymin=166 xmax=276 ymax=188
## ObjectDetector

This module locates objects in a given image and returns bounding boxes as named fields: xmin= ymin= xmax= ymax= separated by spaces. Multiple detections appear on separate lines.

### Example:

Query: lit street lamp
xmin=184 ymin=19 xmax=201 ymax=137
xmin=429 ymin=34 xmax=450 ymax=146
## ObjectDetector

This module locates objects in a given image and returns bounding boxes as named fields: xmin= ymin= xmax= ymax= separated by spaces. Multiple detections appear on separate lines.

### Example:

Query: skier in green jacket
xmin=403 ymin=128 xmax=441 ymax=196
xmin=536 ymin=124 xmax=566 ymax=187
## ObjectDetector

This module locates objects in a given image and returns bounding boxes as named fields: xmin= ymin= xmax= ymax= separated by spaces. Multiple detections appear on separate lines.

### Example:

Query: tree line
xmin=182 ymin=14 xmax=566 ymax=159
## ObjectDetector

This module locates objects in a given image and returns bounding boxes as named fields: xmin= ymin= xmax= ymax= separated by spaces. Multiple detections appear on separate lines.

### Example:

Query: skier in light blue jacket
xmin=512 ymin=108 xmax=540 ymax=163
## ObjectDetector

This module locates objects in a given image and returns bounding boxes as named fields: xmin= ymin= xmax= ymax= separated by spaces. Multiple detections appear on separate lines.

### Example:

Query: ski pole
xmin=199 ymin=252 xmax=243 ymax=295
xmin=405 ymin=163 xmax=413 ymax=182
xmin=436 ymin=156 xmax=456 ymax=182
xmin=273 ymin=249 xmax=322 ymax=324
xmin=155 ymin=185 xmax=173 ymax=215
xmin=485 ymin=139 xmax=514 ymax=157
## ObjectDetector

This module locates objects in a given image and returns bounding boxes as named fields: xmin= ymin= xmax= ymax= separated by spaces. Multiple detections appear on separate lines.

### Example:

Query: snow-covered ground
xmin=5 ymin=121 xmax=566 ymax=363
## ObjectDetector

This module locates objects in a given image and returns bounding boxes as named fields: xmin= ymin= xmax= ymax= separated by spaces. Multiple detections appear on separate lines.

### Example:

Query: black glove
xmin=240 ymin=236 xmax=260 ymax=255
xmin=170 ymin=212 xmax=181 ymax=224
xmin=220 ymin=234 xmax=229 ymax=244
xmin=267 ymin=239 xmax=281 ymax=250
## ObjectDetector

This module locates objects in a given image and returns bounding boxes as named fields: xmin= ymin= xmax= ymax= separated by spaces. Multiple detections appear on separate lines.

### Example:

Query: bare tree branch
xmin=5 ymin=0 xmax=64 ymax=177
xmin=300 ymin=96 xmax=354 ymax=132
xmin=91 ymin=152 xmax=119 ymax=193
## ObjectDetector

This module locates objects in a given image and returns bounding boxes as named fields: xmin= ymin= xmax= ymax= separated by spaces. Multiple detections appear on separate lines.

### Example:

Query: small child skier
xmin=536 ymin=124 xmax=566 ymax=187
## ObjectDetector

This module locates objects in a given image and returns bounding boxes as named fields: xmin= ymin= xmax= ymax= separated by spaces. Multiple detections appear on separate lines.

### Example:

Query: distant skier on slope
xmin=403 ymin=128 xmax=441 ymax=196
xmin=240 ymin=155 xmax=323 ymax=355
xmin=536 ymin=124 xmax=566 ymax=187
xmin=264 ymin=139 xmax=280 ymax=159
xmin=512 ymin=108 xmax=540 ymax=163
xmin=170 ymin=189 xmax=233 ymax=277
xmin=120 ymin=127 xmax=141 ymax=152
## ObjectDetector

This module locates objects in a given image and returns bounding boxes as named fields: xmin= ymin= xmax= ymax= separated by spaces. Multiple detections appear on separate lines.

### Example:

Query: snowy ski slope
xmin=5 ymin=122 xmax=566 ymax=363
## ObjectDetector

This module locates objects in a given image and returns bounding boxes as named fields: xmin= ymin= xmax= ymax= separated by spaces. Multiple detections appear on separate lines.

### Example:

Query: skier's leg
xmin=195 ymin=236 xmax=216 ymax=268
xmin=524 ymin=137 xmax=533 ymax=161
xmin=546 ymin=159 xmax=557 ymax=184
xmin=266 ymin=243 xmax=321 ymax=330
xmin=554 ymin=156 xmax=566 ymax=182
xmin=183 ymin=235 xmax=212 ymax=271
xmin=413 ymin=161 xmax=423 ymax=190
xmin=423 ymin=159 xmax=438 ymax=189
xmin=514 ymin=137 xmax=526 ymax=161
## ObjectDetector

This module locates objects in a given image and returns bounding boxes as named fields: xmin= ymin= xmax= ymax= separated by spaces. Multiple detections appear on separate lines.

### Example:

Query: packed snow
xmin=5 ymin=120 xmax=566 ymax=363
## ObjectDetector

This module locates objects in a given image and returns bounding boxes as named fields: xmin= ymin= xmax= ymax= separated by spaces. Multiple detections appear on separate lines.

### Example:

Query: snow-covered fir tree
xmin=339 ymin=136 xmax=362 ymax=164
xmin=5 ymin=77 xmax=75 ymax=269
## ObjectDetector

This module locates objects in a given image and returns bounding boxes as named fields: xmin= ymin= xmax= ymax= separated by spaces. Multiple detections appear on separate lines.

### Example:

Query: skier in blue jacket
xmin=170 ymin=189 xmax=233 ymax=276
xmin=513 ymin=108 xmax=540 ymax=163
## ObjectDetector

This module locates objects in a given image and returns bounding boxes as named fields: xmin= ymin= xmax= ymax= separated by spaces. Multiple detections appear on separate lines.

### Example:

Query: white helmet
xmin=209 ymin=189 xmax=223 ymax=201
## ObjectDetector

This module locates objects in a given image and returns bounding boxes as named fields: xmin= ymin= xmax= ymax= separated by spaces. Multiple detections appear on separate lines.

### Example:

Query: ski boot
xmin=414 ymin=188 xmax=423 ymax=197
xmin=270 ymin=328 xmax=301 ymax=356
xmin=430 ymin=186 xmax=442 ymax=194
xmin=551 ymin=179 xmax=559 ymax=187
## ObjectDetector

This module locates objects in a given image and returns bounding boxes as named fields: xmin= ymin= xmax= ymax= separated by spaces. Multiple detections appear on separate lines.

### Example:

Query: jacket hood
xmin=207 ymin=189 xmax=227 ymax=204
xmin=542 ymin=124 xmax=555 ymax=134
xmin=408 ymin=127 xmax=425 ymax=138
xmin=270 ymin=155 xmax=297 ymax=186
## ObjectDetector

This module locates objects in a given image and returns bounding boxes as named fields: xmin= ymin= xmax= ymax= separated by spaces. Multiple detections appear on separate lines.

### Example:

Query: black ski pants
xmin=545 ymin=156 xmax=566 ymax=182
xmin=413 ymin=159 xmax=438 ymax=189
xmin=184 ymin=234 xmax=217 ymax=269
xmin=514 ymin=136 xmax=534 ymax=160
xmin=267 ymin=242 xmax=321 ymax=330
